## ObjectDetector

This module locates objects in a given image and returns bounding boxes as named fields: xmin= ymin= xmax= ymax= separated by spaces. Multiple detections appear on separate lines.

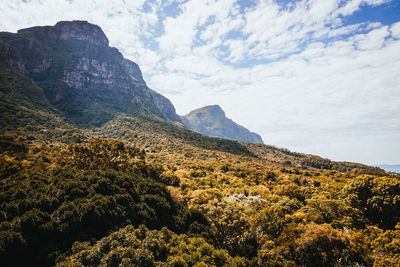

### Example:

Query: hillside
xmin=0 ymin=21 xmax=399 ymax=267
xmin=182 ymin=105 xmax=264 ymax=144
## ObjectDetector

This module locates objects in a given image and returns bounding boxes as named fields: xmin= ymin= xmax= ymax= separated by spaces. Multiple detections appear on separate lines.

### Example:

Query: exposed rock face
xmin=0 ymin=20 xmax=180 ymax=125
xmin=149 ymin=89 xmax=182 ymax=122
xmin=0 ymin=40 xmax=24 ymax=72
xmin=122 ymin=58 xmax=146 ymax=85
xmin=182 ymin=105 xmax=264 ymax=144
xmin=17 ymin=20 xmax=109 ymax=46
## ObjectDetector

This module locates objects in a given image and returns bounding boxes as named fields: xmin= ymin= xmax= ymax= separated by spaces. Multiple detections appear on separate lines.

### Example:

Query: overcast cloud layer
xmin=1 ymin=0 xmax=399 ymax=165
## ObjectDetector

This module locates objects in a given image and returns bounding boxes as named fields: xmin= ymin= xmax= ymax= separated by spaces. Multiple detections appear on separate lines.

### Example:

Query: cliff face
xmin=0 ymin=20 xmax=181 ymax=125
xmin=182 ymin=105 xmax=264 ymax=144
xmin=0 ymin=40 xmax=24 ymax=73
xmin=122 ymin=58 xmax=146 ymax=85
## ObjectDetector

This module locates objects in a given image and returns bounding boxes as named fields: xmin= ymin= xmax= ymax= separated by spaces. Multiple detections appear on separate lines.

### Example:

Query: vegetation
xmin=58 ymin=224 xmax=247 ymax=267
xmin=0 ymin=48 xmax=396 ymax=266
xmin=0 ymin=139 xmax=207 ymax=266
xmin=0 ymin=135 xmax=398 ymax=266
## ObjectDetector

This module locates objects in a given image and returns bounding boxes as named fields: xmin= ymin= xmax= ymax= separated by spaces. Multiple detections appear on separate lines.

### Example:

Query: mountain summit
xmin=181 ymin=105 xmax=264 ymax=144
xmin=0 ymin=20 xmax=181 ymax=126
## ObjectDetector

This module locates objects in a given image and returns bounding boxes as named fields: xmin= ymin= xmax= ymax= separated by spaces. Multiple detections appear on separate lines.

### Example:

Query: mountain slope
xmin=0 ymin=21 xmax=383 ymax=176
xmin=0 ymin=20 xmax=181 ymax=127
xmin=182 ymin=105 xmax=264 ymax=144
xmin=0 ymin=60 xmax=79 ymax=142
xmin=0 ymin=20 xmax=397 ymax=267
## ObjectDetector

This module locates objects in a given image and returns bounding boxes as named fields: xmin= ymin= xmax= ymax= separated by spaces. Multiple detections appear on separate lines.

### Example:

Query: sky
xmin=1 ymin=0 xmax=399 ymax=165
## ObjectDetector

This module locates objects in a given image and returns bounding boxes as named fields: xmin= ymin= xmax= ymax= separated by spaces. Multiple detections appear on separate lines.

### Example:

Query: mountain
xmin=0 ymin=20 xmax=385 ymax=175
xmin=377 ymin=164 xmax=400 ymax=173
xmin=181 ymin=105 xmax=264 ymax=144
xmin=0 ymin=20 xmax=181 ymax=127
xmin=1 ymin=20 xmax=397 ymax=267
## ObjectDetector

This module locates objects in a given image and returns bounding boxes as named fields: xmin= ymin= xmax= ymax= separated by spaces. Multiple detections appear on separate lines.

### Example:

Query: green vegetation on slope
xmin=0 ymin=61 xmax=79 ymax=143
xmin=0 ymin=136 xmax=399 ymax=266
xmin=58 ymin=224 xmax=247 ymax=267
xmin=98 ymin=115 xmax=255 ymax=157
xmin=0 ymin=139 xmax=207 ymax=266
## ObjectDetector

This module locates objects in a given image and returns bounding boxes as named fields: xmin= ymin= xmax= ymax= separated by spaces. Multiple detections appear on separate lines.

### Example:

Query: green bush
xmin=0 ymin=165 xmax=199 ymax=266
xmin=57 ymin=224 xmax=248 ymax=267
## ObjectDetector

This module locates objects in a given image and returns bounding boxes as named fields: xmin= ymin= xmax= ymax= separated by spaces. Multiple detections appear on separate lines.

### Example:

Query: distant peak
xmin=188 ymin=105 xmax=225 ymax=117
xmin=182 ymin=104 xmax=264 ymax=144
xmin=204 ymin=104 xmax=222 ymax=110
xmin=18 ymin=20 xmax=109 ymax=46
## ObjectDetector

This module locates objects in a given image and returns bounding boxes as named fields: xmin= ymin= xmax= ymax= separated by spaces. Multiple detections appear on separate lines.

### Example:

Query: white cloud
xmin=355 ymin=26 xmax=390 ymax=50
xmin=390 ymin=21 xmax=400 ymax=38
xmin=154 ymin=20 xmax=400 ymax=164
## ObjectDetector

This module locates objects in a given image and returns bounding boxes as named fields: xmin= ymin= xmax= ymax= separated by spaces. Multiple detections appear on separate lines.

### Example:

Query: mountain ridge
xmin=0 ymin=20 xmax=385 ymax=176
xmin=182 ymin=104 xmax=264 ymax=144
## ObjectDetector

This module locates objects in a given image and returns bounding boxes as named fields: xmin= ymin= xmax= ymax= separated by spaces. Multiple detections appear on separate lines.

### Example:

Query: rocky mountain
xmin=181 ymin=105 xmax=264 ymax=144
xmin=1 ymin=20 xmax=395 ymax=267
xmin=0 ymin=20 xmax=181 ymax=126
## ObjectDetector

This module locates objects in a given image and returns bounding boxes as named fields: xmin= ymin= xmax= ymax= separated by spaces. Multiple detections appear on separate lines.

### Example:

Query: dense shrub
xmin=57 ymin=224 xmax=248 ymax=267
xmin=344 ymin=176 xmax=400 ymax=229
xmin=0 ymin=165 xmax=201 ymax=266
xmin=0 ymin=137 xmax=398 ymax=267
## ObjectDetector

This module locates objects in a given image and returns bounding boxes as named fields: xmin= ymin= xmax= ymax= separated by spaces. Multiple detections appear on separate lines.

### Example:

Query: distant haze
xmin=377 ymin=165 xmax=400 ymax=174
xmin=1 ymin=0 xmax=399 ymax=165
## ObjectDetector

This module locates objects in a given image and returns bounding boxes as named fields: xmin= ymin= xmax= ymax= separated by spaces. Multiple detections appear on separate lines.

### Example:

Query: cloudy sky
xmin=1 ymin=0 xmax=399 ymax=165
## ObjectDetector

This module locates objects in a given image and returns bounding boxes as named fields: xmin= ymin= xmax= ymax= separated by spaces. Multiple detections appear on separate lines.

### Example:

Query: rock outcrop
xmin=122 ymin=58 xmax=146 ymax=85
xmin=182 ymin=105 xmax=264 ymax=144
xmin=0 ymin=40 xmax=25 ymax=72
xmin=0 ymin=20 xmax=180 ymax=125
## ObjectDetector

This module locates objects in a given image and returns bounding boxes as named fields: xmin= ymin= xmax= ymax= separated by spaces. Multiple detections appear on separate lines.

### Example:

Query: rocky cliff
xmin=0 ymin=20 xmax=181 ymax=126
xmin=0 ymin=40 xmax=24 ymax=72
xmin=182 ymin=105 xmax=264 ymax=144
